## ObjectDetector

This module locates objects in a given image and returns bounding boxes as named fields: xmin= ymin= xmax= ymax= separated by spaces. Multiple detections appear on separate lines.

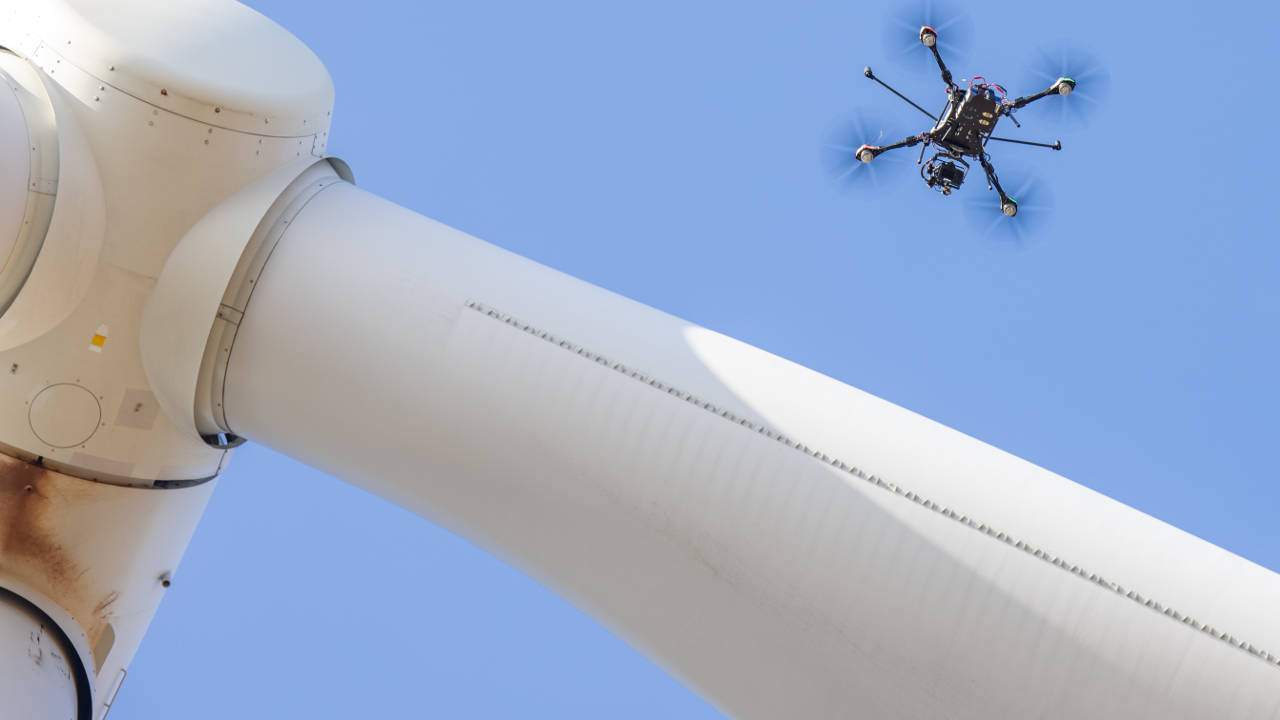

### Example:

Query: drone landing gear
xmin=978 ymin=154 xmax=1016 ymax=216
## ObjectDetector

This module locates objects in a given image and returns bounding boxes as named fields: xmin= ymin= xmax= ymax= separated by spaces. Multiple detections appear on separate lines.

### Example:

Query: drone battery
xmin=951 ymin=92 xmax=1000 ymax=151
xmin=959 ymin=92 xmax=999 ymax=126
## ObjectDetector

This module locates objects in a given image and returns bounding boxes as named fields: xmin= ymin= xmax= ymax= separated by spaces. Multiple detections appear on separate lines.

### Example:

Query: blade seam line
xmin=465 ymin=299 xmax=1280 ymax=672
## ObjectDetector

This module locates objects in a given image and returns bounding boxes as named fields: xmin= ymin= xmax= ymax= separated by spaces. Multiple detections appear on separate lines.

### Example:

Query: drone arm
xmin=863 ymin=66 xmax=938 ymax=122
xmin=865 ymin=134 xmax=923 ymax=160
xmin=1010 ymin=78 xmax=1074 ymax=109
xmin=986 ymin=135 xmax=1062 ymax=151
xmin=928 ymin=45 xmax=957 ymax=90
xmin=978 ymin=153 xmax=1010 ymax=202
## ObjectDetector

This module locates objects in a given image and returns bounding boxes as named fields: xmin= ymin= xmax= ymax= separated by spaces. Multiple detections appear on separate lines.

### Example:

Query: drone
xmin=855 ymin=25 xmax=1077 ymax=217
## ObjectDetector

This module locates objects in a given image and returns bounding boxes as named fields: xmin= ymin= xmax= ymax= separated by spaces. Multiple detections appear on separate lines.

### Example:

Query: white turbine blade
xmin=219 ymin=182 xmax=1280 ymax=718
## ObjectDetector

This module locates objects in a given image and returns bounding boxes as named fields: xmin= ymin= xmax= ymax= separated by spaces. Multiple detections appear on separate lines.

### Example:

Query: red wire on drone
xmin=964 ymin=76 xmax=1009 ymax=102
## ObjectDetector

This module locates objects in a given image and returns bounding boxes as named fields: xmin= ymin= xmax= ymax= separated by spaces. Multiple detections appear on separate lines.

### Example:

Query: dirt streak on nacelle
xmin=0 ymin=452 xmax=214 ymax=712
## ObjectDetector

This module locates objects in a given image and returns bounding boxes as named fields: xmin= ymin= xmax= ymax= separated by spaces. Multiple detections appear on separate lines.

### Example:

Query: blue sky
xmin=115 ymin=1 xmax=1279 ymax=717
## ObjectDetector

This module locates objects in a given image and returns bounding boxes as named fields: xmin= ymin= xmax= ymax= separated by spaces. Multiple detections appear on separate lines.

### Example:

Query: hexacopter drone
xmin=854 ymin=24 xmax=1077 ymax=217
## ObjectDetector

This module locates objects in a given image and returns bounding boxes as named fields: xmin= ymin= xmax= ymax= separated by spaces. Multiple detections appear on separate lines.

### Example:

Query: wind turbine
xmin=0 ymin=2 xmax=1277 ymax=719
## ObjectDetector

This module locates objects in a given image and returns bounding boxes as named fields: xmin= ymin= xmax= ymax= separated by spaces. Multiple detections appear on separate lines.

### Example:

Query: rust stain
xmin=1 ymin=463 xmax=80 ymax=584
xmin=93 ymin=590 xmax=119 ymax=616
xmin=0 ymin=454 xmax=117 ymax=648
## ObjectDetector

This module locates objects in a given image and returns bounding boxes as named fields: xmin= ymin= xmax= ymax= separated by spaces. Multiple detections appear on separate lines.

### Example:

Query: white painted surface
xmin=0 ymin=592 xmax=80 ymax=720
xmin=0 ymin=55 xmax=58 ymax=320
xmin=189 ymin=160 xmax=344 ymax=437
xmin=0 ymin=455 xmax=217 ymax=719
xmin=1 ymin=0 xmax=333 ymax=137
xmin=0 ymin=0 xmax=1272 ymax=716
xmin=223 ymin=182 xmax=1280 ymax=718
xmin=141 ymin=157 xmax=325 ymax=445
xmin=0 ymin=65 xmax=33 ymax=282
xmin=0 ymin=58 xmax=100 ymax=355
xmin=0 ymin=2 xmax=335 ymax=712
xmin=0 ymin=0 xmax=335 ymax=485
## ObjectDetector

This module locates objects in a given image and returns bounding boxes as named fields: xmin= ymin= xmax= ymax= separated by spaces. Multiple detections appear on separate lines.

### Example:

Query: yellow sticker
xmin=89 ymin=324 xmax=108 ymax=353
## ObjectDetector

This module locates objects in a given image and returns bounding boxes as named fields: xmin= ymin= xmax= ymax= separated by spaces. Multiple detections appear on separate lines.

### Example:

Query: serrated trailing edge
xmin=466 ymin=300 xmax=1280 ymax=672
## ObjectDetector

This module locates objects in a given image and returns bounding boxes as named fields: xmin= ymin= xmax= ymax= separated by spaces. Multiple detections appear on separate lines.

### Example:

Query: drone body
xmin=854 ymin=25 xmax=1077 ymax=217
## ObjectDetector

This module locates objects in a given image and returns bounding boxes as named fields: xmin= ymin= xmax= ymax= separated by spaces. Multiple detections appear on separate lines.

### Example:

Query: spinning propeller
xmin=820 ymin=110 xmax=908 ymax=194
xmin=882 ymin=0 xmax=974 ymax=79
xmin=965 ymin=169 xmax=1055 ymax=249
xmin=1015 ymin=46 xmax=1111 ymax=127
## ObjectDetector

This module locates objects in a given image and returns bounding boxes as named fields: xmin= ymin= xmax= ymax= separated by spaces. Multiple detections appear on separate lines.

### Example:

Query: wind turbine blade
xmin=218 ymin=182 xmax=1280 ymax=718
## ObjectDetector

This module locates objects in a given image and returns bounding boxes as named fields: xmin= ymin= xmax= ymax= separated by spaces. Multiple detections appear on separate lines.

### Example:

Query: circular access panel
xmin=28 ymin=384 xmax=101 ymax=448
